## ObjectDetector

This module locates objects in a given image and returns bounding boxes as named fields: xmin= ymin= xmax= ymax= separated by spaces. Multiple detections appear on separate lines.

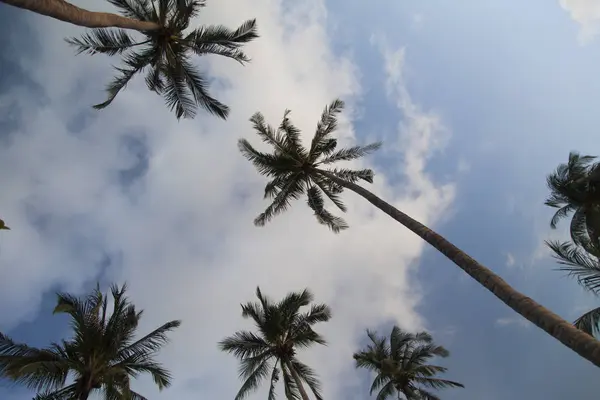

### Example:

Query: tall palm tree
xmin=353 ymin=326 xmax=463 ymax=400
xmin=238 ymin=98 xmax=600 ymax=368
xmin=545 ymin=152 xmax=600 ymax=248
xmin=0 ymin=283 xmax=181 ymax=400
xmin=547 ymin=239 xmax=600 ymax=336
xmin=219 ymin=287 xmax=331 ymax=400
xmin=1 ymin=0 xmax=161 ymax=30
xmin=65 ymin=0 xmax=258 ymax=119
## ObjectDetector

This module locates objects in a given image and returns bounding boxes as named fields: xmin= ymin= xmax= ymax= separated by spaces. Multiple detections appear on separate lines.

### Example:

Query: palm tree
xmin=547 ymin=239 xmax=600 ymax=336
xmin=0 ymin=283 xmax=181 ymax=400
xmin=65 ymin=0 xmax=258 ymax=119
xmin=238 ymin=98 xmax=600 ymax=368
xmin=545 ymin=152 xmax=600 ymax=248
xmin=353 ymin=326 xmax=463 ymax=400
xmin=219 ymin=287 xmax=331 ymax=400
xmin=1 ymin=0 xmax=161 ymax=30
xmin=0 ymin=218 xmax=10 ymax=230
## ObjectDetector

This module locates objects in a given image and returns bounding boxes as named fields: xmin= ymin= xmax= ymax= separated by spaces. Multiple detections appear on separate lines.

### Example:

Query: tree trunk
xmin=319 ymin=169 xmax=600 ymax=368
xmin=285 ymin=360 xmax=311 ymax=400
xmin=1 ymin=0 xmax=160 ymax=31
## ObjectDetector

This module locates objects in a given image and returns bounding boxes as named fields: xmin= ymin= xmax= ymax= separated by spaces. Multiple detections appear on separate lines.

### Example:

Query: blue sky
xmin=1 ymin=0 xmax=600 ymax=399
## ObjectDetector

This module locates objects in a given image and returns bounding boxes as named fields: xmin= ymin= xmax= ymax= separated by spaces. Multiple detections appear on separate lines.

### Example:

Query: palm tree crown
xmin=239 ymin=99 xmax=381 ymax=233
xmin=353 ymin=326 xmax=463 ymax=400
xmin=219 ymin=287 xmax=331 ymax=400
xmin=546 ymin=239 xmax=600 ymax=336
xmin=0 ymin=283 xmax=181 ymax=400
xmin=67 ymin=0 xmax=258 ymax=119
xmin=545 ymin=152 xmax=600 ymax=247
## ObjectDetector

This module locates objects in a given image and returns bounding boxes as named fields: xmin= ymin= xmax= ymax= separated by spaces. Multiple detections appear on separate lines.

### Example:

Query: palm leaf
xmin=574 ymin=306 xmax=600 ymax=336
xmin=65 ymin=29 xmax=137 ymax=56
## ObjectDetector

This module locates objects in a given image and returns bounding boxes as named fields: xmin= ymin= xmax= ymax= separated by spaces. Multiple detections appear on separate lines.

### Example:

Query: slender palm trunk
xmin=285 ymin=360 xmax=311 ymax=400
xmin=319 ymin=170 xmax=600 ymax=368
xmin=1 ymin=0 xmax=160 ymax=31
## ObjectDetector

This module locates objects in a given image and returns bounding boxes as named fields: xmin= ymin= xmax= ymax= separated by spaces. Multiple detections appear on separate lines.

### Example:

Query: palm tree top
xmin=354 ymin=326 xmax=463 ymax=400
xmin=0 ymin=283 xmax=181 ymax=399
xmin=66 ymin=0 xmax=259 ymax=119
xmin=239 ymin=98 xmax=382 ymax=233
xmin=219 ymin=287 xmax=331 ymax=400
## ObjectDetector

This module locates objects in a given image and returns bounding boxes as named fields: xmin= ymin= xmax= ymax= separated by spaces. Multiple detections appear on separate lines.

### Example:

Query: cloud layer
xmin=0 ymin=0 xmax=455 ymax=398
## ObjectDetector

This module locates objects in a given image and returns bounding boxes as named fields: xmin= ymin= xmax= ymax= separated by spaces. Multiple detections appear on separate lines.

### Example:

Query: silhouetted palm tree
xmin=219 ymin=287 xmax=330 ymax=400
xmin=238 ymin=98 xmax=600 ymax=368
xmin=66 ymin=0 xmax=258 ymax=119
xmin=545 ymin=152 xmax=600 ymax=248
xmin=547 ymin=239 xmax=600 ymax=336
xmin=0 ymin=283 xmax=181 ymax=400
xmin=1 ymin=0 xmax=160 ymax=30
xmin=354 ymin=326 xmax=463 ymax=400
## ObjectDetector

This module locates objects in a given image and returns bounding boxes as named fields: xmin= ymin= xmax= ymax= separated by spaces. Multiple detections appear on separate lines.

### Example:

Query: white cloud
xmin=559 ymin=0 xmax=600 ymax=44
xmin=0 ymin=1 xmax=455 ymax=399
xmin=506 ymin=252 xmax=516 ymax=267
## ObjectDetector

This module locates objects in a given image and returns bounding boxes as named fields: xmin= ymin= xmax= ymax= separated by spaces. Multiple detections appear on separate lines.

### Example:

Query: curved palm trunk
xmin=319 ymin=170 xmax=600 ymax=368
xmin=284 ymin=360 xmax=310 ymax=400
xmin=1 ymin=0 xmax=160 ymax=31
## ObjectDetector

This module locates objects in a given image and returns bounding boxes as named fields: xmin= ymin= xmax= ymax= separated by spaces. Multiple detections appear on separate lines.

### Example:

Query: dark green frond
xmin=234 ymin=358 xmax=272 ymax=400
xmin=250 ymin=112 xmax=299 ymax=159
xmin=118 ymin=320 xmax=181 ymax=361
xmin=120 ymin=360 xmax=172 ymax=390
xmin=65 ymin=29 xmax=136 ymax=56
xmin=546 ymin=240 xmax=600 ymax=293
xmin=185 ymin=19 xmax=258 ymax=62
xmin=324 ymin=168 xmax=375 ymax=184
xmin=290 ymin=359 xmax=323 ymax=400
xmin=254 ymin=178 xmax=304 ymax=227
xmin=94 ymin=47 xmax=155 ymax=110
xmin=106 ymin=0 xmax=153 ymax=20
xmin=312 ymin=176 xmax=347 ymax=212
xmin=306 ymin=186 xmax=348 ymax=233
xmin=32 ymin=385 xmax=78 ymax=400
xmin=375 ymin=380 xmax=395 ymax=400
xmin=238 ymin=139 xmax=299 ymax=178
xmin=309 ymin=99 xmax=345 ymax=161
xmin=574 ymin=307 xmax=600 ymax=336
xmin=319 ymin=142 xmax=382 ymax=165
xmin=267 ymin=361 xmax=280 ymax=400
xmin=280 ymin=363 xmax=301 ymax=400
xmin=218 ymin=331 xmax=270 ymax=359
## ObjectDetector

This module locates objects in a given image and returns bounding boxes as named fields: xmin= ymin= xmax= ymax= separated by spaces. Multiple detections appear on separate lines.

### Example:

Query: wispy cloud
xmin=495 ymin=316 xmax=530 ymax=329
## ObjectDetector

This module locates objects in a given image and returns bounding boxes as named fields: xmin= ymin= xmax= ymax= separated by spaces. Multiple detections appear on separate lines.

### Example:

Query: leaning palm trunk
xmin=319 ymin=169 xmax=600 ymax=368
xmin=285 ymin=361 xmax=311 ymax=400
xmin=1 ymin=0 xmax=160 ymax=30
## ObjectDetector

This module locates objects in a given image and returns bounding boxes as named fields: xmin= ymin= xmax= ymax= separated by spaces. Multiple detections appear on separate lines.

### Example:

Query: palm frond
xmin=574 ymin=306 xmax=600 ymax=336
xmin=32 ymin=385 xmax=78 ymax=400
xmin=185 ymin=19 xmax=258 ymax=62
xmin=254 ymin=178 xmax=304 ymax=227
xmin=306 ymin=186 xmax=348 ymax=233
xmin=94 ymin=47 xmax=155 ymax=110
xmin=106 ymin=0 xmax=154 ymax=20
xmin=546 ymin=240 xmax=600 ymax=293
xmin=375 ymin=380 xmax=395 ymax=400
xmin=118 ymin=320 xmax=181 ymax=361
xmin=280 ymin=363 xmax=301 ymax=400
xmin=238 ymin=139 xmax=299 ymax=178
xmin=319 ymin=142 xmax=382 ymax=165
xmin=218 ymin=331 xmax=270 ymax=359
xmin=324 ymin=168 xmax=375 ymax=184
xmin=290 ymin=359 xmax=323 ymax=400
xmin=267 ymin=361 xmax=280 ymax=400
xmin=119 ymin=359 xmax=172 ymax=390
xmin=65 ymin=29 xmax=136 ymax=56
xmin=309 ymin=99 xmax=345 ymax=161
xmin=234 ymin=358 xmax=272 ymax=400
xmin=177 ymin=56 xmax=229 ymax=119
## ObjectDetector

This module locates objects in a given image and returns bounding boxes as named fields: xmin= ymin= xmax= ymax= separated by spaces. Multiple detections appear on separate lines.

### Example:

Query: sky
xmin=1 ymin=0 xmax=600 ymax=399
